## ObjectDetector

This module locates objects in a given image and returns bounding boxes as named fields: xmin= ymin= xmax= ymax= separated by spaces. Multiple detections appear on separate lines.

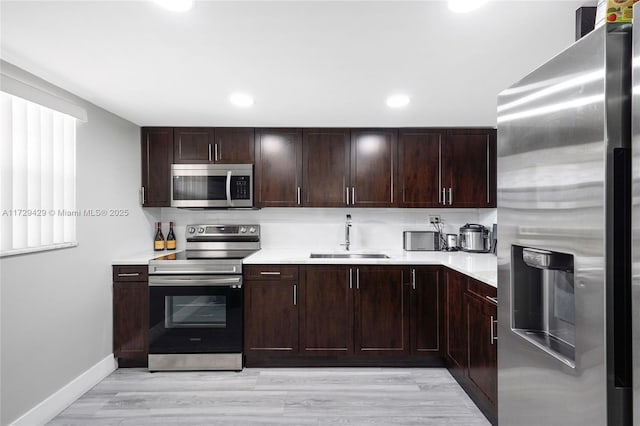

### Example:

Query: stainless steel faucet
xmin=342 ymin=214 xmax=353 ymax=251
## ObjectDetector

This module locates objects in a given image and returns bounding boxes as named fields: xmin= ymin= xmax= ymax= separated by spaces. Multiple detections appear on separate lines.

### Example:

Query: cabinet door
xmin=214 ymin=128 xmax=255 ymax=164
xmin=410 ymin=267 xmax=442 ymax=355
xmin=350 ymin=129 xmax=397 ymax=207
xmin=299 ymin=266 xmax=354 ymax=354
xmin=354 ymin=266 xmax=410 ymax=355
xmin=442 ymin=129 xmax=496 ymax=207
xmin=398 ymin=129 xmax=444 ymax=207
xmin=113 ymin=281 xmax=148 ymax=360
xmin=255 ymin=128 xmax=303 ymax=207
xmin=445 ymin=268 xmax=467 ymax=369
xmin=141 ymin=127 xmax=173 ymax=207
xmin=244 ymin=280 xmax=298 ymax=353
xmin=302 ymin=129 xmax=350 ymax=207
xmin=465 ymin=293 xmax=498 ymax=408
xmin=173 ymin=127 xmax=213 ymax=164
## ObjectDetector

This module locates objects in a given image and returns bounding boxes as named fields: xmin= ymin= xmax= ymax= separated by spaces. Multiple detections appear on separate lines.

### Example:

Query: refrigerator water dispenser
xmin=511 ymin=245 xmax=575 ymax=367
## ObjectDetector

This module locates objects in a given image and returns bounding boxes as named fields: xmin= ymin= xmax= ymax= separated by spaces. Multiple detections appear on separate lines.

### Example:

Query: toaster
xmin=403 ymin=231 xmax=441 ymax=251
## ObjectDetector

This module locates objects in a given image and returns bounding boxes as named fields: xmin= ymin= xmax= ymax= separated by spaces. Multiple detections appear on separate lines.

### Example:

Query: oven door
xmin=148 ymin=275 xmax=242 ymax=354
xmin=170 ymin=164 xmax=253 ymax=208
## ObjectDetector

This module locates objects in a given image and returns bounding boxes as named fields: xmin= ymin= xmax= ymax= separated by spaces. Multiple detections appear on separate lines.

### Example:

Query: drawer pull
xmin=260 ymin=271 xmax=281 ymax=275
xmin=117 ymin=273 xmax=140 ymax=277
xmin=486 ymin=295 xmax=498 ymax=304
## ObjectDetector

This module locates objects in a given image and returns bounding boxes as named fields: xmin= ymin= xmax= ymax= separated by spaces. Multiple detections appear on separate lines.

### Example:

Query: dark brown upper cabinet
xmin=398 ymin=129 xmax=445 ymax=207
xmin=214 ymin=128 xmax=255 ymax=164
xmin=174 ymin=127 xmax=254 ymax=164
xmin=350 ymin=129 xmax=397 ymax=207
xmin=255 ymin=128 xmax=303 ymax=207
xmin=442 ymin=129 xmax=496 ymax=208
xmin=302 ymin=128 xmax=351 ymax=207
xmin=398 ymin=128 xmax=496 ymax=208
xmin=141 ymin=127 xmax=173 ymax=207
xmin=302 ymin=128 xmax=397 ymax=207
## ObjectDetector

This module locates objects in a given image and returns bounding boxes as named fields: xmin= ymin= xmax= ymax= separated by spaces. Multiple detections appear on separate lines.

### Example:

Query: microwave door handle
xmin=226 ymin=170 xmax=233 ymax=207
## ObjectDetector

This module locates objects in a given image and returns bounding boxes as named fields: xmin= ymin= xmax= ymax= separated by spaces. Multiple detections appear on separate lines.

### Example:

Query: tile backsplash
xmin=155 ymin=208 xmax=497 ymax=252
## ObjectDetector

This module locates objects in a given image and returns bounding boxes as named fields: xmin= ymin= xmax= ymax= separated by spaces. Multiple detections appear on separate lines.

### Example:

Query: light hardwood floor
xmin=48 ymin=368 xmax=490 ymax=425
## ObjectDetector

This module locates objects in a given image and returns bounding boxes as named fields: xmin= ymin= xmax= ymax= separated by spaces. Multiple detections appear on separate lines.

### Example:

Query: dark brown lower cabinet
xmin=354 ymin=266 xmax=410 ymax=355
xmin=411 ymin=267 xmax=442 ymax=355
xmin=113 ymin=265 xmax=148 ymax=367
xmin=244 ymin=266 xmax=299 ymax=354
xmin=445 ymin=268 xmax=467 ymax=370
xmin=465 ymin=293 xmax=498 ymax=411
xmin=299 ymin=265 xmax=354 ymax=355
xmin=444 ymin=268 xmax=497 ymax=425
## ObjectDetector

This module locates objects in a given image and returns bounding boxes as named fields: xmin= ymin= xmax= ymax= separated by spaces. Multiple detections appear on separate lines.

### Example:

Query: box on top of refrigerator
xmin=595 ymin=0 xmax=639 ymax=26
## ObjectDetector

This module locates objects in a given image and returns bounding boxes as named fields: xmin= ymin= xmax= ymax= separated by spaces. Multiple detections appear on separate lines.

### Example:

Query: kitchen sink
xmin=310 ymin=253 xmax=390 ymax=259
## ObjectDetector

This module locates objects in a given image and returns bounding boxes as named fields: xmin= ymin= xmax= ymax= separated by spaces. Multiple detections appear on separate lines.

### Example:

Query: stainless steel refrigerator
xmin=497 ymin=20 xmax=635 ymax=425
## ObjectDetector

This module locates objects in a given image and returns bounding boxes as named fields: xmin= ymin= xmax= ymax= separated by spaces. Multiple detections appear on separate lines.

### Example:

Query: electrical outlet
xmin=429 ymin=215 xmax=441 ymax=224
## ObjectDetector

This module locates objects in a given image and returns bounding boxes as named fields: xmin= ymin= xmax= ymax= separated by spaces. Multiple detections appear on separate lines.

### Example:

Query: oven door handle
xmin=226 ymin=170 xmax=233 ymax=207
xmin=149 ymin=276 xmax=242 ymax=287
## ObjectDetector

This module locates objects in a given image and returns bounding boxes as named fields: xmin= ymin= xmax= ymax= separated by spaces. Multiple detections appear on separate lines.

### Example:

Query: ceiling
xmin=1 ymin=0 xmax=594 ymax=127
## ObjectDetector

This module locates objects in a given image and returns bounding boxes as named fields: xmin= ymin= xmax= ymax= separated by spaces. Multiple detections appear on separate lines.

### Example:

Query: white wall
xmin=159 ymin=207 xmax=497 ymax=252
xmin=0 ymin=64 xmax=156 ymax=425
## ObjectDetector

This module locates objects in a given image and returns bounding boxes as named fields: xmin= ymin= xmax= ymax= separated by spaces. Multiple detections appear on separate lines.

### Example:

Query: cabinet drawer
xmin=113 ymin=265 xmax=148 ymax=282
xmin=244 ymin=265 xmax=299 ymax=281
xmin=467 ymin=277 xmax=497 ymax=301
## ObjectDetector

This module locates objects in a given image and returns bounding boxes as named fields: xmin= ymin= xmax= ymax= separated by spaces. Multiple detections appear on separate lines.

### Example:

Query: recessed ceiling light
xmin=229 ymin=93 xmax=255 ymax=108
xmin=153 ymin=0 xmax=193 ymax=12
xmin=448 ymin=0 xmax=488 ymax=13
xmin=386 ymin=94 xmax=410 ymax=108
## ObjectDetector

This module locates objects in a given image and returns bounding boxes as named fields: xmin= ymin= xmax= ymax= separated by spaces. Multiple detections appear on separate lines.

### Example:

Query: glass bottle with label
xmin=166 ymin=222 xmax=176 ymax=250
xmin=154 ymin=222 xmax=165 ymax=251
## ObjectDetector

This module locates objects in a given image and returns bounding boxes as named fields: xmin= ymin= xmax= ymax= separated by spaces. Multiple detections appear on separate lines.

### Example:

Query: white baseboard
xmin=9 ymin=354 xmax=117 ymax=426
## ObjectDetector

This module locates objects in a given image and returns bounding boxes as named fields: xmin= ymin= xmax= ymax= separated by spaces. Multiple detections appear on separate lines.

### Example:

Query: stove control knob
xmin=239 ymin=226 xmax=247 ymax=233
xmin=249 ymin=226 xmax=257 ymax=234
xmin=188 ymin=227 xmax=196 ymax=234
xmin=198 ymin=227 xmax=204 ymax=233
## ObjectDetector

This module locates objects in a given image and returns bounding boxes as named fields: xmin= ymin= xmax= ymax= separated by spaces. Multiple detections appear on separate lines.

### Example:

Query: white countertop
xmin=244 ymin=249 xmax=497 ymax=288
xmin=111 ymin=250 xmax=174 ymax=265
xmin=112 ymin=249 xmax=497 ymax=288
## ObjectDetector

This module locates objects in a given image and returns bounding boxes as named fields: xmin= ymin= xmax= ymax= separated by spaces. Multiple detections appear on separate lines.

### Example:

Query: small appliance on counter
xmin=458 ymin=224 xmax=490 ymax=253
xmin=446 ymin=234 xmax=459 ymax=251
xmin=403 ymin=231 xmax=441 ymax=251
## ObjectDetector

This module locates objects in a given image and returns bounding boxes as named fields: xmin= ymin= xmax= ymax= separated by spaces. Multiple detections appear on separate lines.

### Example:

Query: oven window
xmin=165 ymin=295 xmax=227 ymax=328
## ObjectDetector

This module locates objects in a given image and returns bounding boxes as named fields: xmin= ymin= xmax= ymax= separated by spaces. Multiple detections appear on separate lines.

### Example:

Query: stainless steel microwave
xmin=170 ymin=164 xmax=253 ymax=208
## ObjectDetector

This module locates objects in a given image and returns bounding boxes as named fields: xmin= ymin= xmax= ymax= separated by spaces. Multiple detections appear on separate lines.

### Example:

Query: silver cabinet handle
xmin=214 ymin=143 xmax=219 ymax=162
xmin=293 ymin=284 xmax=297 ymax=306
xmin=140 ymin=187 xmax=145 ymax=205
xmin=118 ymin=273 xmax=140 ymax=277
xmin=297 ymin=187 xmax=301 ymax=205
xmin=352 ymin=187 xmax=355 ymax=204
xmin=448 ymin=187 xmax=453 ymax=205
xmin=486 ymin=141 xmax=490 ymax=204
xmin=346 ymin=187 xmax=350 ymax=205
xmin=411 ymin=269 xmax=416 ymax=290
xmin=260 ymin=271 xmax=281 ymax=275
xmin=490 ymin=315 xmax=498 ymax=344
xmin=208 ymin=143 xmax=212 ymax=162
xmin=356 ymin=268 xmax=360 ymax=289
xmin=441 ymin=188 xmax=446 ymax=205
xmin=218 ymin=142 xmax=222 ymax=161
xmin=486 ymin=295 xmax=498 ymax=304
xmin=349 ymin=268 xmax=353 ymax=289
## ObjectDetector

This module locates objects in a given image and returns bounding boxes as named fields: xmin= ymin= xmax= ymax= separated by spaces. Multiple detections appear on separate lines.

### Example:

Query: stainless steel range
xmin=147 ymin=224 xmax=260 ymax=371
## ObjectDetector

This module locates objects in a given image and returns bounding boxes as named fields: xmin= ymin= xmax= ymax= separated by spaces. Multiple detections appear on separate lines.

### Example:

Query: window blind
xmin=0 ymin=91 xmax=77 ymax=256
